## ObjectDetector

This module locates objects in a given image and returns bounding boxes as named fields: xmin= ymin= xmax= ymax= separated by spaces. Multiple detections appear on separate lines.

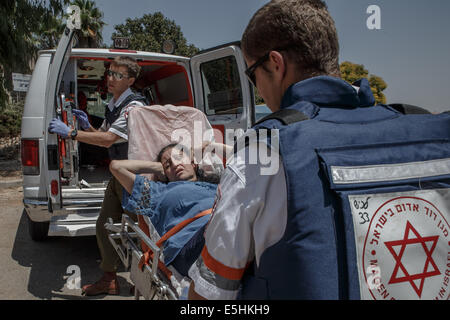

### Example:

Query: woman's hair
xmin=157 ymin=143 xmax=221 ymax=184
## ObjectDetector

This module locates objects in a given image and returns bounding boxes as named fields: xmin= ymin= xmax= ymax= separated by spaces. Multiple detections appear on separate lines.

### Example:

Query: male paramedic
xmin=48 ymin=56 xmax=147 ymax=296
xmin=188 ymin=0 xmax=450 ymax=300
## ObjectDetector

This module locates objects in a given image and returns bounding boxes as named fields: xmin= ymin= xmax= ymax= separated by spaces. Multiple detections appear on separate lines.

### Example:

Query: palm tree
xmin=70 ymin=0 xmax=106 ymax=48
xmin=0 ymin=0 xmax=70 ymax=109
xmin=37 ymin=13 xmax=66 ymax=50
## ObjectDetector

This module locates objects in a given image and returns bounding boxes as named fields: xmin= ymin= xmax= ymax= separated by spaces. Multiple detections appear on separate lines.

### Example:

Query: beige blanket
xmin=127 ymin=104 xmax=224 ymax=179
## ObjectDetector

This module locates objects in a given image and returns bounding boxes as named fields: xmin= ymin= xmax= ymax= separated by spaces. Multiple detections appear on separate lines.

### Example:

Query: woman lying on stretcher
xmin=109 ymin=142 xmax=230 ymax=278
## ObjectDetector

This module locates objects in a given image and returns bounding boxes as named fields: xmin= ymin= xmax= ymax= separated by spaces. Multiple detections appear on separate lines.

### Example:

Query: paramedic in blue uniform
xmin=188 ymin=0 xmax=450 ymax=300
xmin=48 ymin=56 xmax=147 ymax=296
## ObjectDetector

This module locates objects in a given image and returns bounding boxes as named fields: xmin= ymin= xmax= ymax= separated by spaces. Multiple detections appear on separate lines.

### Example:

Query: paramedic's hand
xmin=72 ymin=109 xmax=90 ymax=130
xmin=48 ymin=119 xmax=70 ymax=138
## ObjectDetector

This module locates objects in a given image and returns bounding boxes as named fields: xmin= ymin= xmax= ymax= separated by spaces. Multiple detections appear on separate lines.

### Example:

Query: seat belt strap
xmin=138 ymin=208 xmax=213 ymax=279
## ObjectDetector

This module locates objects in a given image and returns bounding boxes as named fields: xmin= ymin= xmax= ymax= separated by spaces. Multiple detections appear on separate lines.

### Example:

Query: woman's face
xmin=160 ymin=147 xmax=197 ymax=182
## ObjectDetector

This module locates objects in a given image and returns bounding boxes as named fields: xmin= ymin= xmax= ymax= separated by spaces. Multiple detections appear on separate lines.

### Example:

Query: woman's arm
xmin=109 ymin=160 xmax=166 ymax=194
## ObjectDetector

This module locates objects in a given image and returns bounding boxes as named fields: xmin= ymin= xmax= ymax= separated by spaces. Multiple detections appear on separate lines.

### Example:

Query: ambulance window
xmin=200 ymin=56 xmax=243 ymax=115
xmin=77 ymin=58 xmax=109 ymax=119
xmin=86 ymin=92 xmax=110 ymax=118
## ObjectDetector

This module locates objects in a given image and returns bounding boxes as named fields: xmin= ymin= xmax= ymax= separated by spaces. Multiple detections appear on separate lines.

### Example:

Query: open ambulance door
xmin=44 ymin=26 xmax=79 ymax=210
xmin=190 ymin=42 xmax=255 ymax=147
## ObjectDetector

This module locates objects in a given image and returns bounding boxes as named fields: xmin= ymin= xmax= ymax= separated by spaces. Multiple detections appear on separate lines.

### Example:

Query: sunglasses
xmin=244 ymin=46 xmax=292 ymax=87
xmin=107 ymin=69 xmax=129 ymax=80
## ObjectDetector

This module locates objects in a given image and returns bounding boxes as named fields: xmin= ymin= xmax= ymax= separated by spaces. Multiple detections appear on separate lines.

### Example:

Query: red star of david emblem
xmin=384 ymin=221 xmax=441 ymax=298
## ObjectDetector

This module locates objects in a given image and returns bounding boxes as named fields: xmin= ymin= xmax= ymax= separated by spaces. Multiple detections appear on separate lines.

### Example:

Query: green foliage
xmin=112 ymin=12 xmax=199 ymax=57
xmin=254 ymin=87 xmax=264 ymax=105
xmin=33 ymin=5 xmax=67 ymax=50
xmin=0 ymin=101 xmax=23 ymax=138
xmin=70 ymin=0 xmax=106 ymax=48
xmin=369 ymin=75 xmax=387 ymax=105
xmin=0 ymin=0 xmax=107 ymax=110
xmin=0 ymin=70 xmax=10 ymax=110
xmin=340 ymin=61 xmax=387 ymax=105
xmin=0 ymin=0 xmax=70 ymax=110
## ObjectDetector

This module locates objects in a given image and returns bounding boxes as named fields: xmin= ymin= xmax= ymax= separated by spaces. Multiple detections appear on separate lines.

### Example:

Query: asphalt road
xmin=0 ymin=185 xmax=134 ymax=300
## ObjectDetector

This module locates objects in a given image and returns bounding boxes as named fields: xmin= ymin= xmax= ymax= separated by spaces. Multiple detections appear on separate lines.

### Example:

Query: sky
xmin=93 ymin=0 xmax=450 ymax=113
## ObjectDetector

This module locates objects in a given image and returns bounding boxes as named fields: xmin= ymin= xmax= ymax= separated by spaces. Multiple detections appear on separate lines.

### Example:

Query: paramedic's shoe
xmin=81 ymin=273 xmax=120 ymax=296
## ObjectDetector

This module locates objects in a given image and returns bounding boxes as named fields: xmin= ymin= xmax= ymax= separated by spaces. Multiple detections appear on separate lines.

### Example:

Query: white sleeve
xmin=108 ymin=101 xmax=144 ymax=140
xmin=188 ymin=142 xmax=287 ymax=300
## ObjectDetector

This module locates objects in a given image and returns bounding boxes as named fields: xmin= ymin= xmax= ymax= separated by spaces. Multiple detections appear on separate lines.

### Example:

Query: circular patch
xmin=362 ymin=196 xmax=449 ymax=300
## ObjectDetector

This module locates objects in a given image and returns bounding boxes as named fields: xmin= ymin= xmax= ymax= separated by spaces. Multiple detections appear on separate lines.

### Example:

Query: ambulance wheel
xmin=25 ymin=209 xmax=49 ymax=241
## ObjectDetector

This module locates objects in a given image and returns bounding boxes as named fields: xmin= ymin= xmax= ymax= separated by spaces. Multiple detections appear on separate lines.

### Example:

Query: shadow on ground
xmin=10 ymin=211 xmax=133 ymax=300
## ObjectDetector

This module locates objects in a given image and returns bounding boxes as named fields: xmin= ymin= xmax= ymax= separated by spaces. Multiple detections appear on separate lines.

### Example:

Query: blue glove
xmin=72 ymin=109 xmax=90 ymax=130
xmin=48 ymin=118 xmax=70 ymax=138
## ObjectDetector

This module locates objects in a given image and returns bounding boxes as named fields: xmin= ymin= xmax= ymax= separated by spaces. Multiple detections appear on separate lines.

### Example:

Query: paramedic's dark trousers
xmin=96 ymin=176 xmax=137 ymax=272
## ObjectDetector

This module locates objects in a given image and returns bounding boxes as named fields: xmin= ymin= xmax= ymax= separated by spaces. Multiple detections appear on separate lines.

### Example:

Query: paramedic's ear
xmin=127 ymin=76 xmax=136 ymax=87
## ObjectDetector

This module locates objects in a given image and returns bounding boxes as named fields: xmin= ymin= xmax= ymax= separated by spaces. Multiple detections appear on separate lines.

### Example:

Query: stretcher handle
xmin=121 ymin=214 xmax=161 ymax=277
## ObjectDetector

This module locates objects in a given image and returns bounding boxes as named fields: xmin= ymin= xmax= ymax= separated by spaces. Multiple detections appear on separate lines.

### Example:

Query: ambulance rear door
xmin=190 ymin=42 xmax=255 ymax=146
xmin=44 ymin=25 xmax=79 ymax=210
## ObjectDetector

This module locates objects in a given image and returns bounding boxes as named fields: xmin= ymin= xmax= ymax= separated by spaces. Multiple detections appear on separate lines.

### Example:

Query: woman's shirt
xmin=122 ymin=174 xmax=218 ymax=266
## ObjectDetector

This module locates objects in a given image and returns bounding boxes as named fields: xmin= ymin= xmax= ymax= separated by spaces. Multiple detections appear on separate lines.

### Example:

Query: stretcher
xmin=104 ymin=104 xmax=224 ymax=300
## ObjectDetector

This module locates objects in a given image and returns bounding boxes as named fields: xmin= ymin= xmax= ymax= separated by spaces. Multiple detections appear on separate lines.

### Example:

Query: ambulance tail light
xmin=51 ymin=180 xmax=59 ymax=196
xmin=21 ymin=139 xmax=40 ymax=175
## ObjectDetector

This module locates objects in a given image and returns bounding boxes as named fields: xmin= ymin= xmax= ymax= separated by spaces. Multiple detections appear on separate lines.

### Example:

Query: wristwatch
xmin=70 ymin=128 xmax=78 ymax=140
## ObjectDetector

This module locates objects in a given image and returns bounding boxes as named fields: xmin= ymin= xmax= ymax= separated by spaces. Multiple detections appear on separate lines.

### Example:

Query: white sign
xmin=114 ymin=37 xmax=130 ymax=49
xmin=12 ymin=73 xmax=32 ymax=92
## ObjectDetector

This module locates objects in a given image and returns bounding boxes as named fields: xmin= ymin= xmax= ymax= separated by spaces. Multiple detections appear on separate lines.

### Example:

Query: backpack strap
xmin=233 ymin=108 xmax=309 ymax=155
xmin=389 ymin=103 xmax=431 ymax=115
xmin=234 ymin=109 xmax=309 ymax=154
xmin=254 ymin=108 xmax=309 ymax=126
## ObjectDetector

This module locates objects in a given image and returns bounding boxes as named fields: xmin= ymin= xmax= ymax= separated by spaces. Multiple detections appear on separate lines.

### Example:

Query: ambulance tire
xmin=25 ymin=209 xmax=49 ymax=241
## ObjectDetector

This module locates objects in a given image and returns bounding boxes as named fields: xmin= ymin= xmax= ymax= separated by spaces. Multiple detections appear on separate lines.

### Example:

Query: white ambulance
xmin=21 ymin=26 xmax=265 ymax=240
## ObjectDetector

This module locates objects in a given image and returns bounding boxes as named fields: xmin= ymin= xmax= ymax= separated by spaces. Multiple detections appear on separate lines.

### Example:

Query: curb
xmin=0 ymin=179 xmax=23 ymax=188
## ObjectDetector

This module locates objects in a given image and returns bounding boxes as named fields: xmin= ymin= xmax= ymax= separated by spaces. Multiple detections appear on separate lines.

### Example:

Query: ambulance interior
xmin=60 ymin=57 xmax=193 ymax=187
xmin=59 ymin=55 xmax=246 ymax=188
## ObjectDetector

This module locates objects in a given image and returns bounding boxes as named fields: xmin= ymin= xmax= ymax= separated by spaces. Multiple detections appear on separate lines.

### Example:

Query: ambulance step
xmin=48 ymin=211 xmax=99 ymax=237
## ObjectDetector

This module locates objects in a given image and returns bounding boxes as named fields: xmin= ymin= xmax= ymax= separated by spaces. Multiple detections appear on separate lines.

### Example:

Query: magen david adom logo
xmin=350 ymin=189 xmax=450 ymax=300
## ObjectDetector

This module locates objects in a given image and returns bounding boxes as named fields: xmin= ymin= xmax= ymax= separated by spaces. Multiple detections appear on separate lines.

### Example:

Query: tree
xmin=70 ymin=0 xmax=106 ymax=48
xmin=33 ymin=5 xmax=67 ymax=50
xmin=0 ymin=0 xmax=69 ymax=110
xmin=254 ymin=87 xmax=264 ymax=105
xmin=340 ymin=61 xmax=387 ymax=105
xmin=112 ymin=12 xmax=199 ymax=57
xmin=368 ymin=75 xmax=387 ymax=105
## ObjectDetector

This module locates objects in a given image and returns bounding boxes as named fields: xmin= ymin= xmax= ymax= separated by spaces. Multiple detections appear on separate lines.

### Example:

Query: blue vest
xmin=239 ymin=76 xmax=450 ymax=300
